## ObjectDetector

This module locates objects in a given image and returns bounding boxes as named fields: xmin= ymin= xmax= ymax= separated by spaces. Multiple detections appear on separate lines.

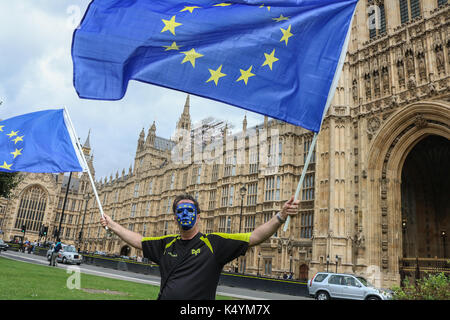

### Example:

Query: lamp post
xmin=441 ymin=231 xmax=447 ymax=259
xmin=57 ymin=172 xmax=72 ymax=241
xmin=402 ymin=218 xmax=407 ymax=258
xmin=326 ymin=254 xmax=330 ymax=272
xmin=78 ymin=193 xmax=90 ymax=252
xmin=238 ymin=185 xmax=247 ymax=233
xmin=335 ymin=255 xmax=339 ymax=273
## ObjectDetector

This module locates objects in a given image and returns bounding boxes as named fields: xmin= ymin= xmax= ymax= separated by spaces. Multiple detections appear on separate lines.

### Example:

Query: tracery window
xmin=14 ymin=185 xmax=47 ymax=232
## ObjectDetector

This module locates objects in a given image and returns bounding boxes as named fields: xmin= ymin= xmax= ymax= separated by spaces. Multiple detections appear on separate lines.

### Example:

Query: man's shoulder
xmin=206 ymin=232 xmax=251 ymax=243
xmin=141 ymin=234 xmax=179 ymax=243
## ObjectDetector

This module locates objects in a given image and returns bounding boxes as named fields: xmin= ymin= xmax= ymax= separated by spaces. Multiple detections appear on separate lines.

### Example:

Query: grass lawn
xmin=0 ymin=256 xmax=233 ymax=300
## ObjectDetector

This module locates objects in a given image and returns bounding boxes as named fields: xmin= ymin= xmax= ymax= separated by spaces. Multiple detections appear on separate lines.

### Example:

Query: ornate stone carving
xmin=413 ymin=114 xmax=428 ymax=129
xmin=396 ymin=48 xmax=405 ymax=87
xmin=434 ymin=33 xmax=445 ymax=74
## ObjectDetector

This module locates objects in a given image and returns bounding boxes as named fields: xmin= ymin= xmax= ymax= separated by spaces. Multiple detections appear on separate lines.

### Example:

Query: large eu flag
xmin=72 ymin=0 xmax=358 ymax=132
xmin=0 ymin=109 xmax=84 ymax=173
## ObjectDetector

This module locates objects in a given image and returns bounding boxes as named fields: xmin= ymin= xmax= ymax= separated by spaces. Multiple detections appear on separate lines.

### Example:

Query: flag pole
xmin=62 ymin=107 xmax=109 ymax=231
xmin=283 ymin=12 xmax=354 ymax=232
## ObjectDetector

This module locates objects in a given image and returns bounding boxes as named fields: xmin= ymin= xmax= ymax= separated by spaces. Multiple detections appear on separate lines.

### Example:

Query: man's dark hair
xmin=172 ymin=193 xmax=201 ymax=215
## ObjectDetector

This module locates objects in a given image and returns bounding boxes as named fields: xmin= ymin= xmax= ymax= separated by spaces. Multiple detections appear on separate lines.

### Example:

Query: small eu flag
xmin=72 ymin=0 xmax=358 ymax=132
xmin=0 ymin=109 xmax=83 ymax=173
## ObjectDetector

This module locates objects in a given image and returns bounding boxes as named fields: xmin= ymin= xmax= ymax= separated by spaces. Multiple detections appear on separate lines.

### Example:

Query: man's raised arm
xmin=249 ymin=196 xmax=299 ymax=247
xmin=100 ymin=213 xmax=143 ymax=250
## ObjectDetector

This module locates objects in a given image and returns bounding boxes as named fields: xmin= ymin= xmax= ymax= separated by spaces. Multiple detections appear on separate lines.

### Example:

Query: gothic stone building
xmin=0 ymin=0 xmax=448 ymax=288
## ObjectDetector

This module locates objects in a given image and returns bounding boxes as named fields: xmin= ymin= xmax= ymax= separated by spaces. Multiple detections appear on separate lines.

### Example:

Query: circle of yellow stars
xmin=159 ymin=2 xmax=293 ymax=87
xmin=0 ymin=124 xmax=24 ymax=170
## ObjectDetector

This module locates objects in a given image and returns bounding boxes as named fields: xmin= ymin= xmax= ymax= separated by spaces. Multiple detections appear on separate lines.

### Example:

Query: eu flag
xmin=72 ymin=0 xmax=358 ymax=132
xmin=0 ymin=109 xmax=83 ymax=173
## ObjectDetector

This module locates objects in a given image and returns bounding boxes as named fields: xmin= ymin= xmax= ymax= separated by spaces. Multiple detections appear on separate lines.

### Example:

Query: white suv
xmin=308 ymin=272 xmax=392 ymax=300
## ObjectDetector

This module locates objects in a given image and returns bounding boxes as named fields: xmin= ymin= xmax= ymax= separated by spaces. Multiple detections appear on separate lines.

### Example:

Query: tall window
xmin=244 ymin=215 xmax=255 ymax=233
xmin=219 ymin=216 xmax=231 ymax=233
xmin=133 ymin=183 xmax=139 ymax=197
xmin=246 ymin=182 xmax=258 ymax=205
xmin=249 ymin=148 xmax=259 ymax=174
xmin=302 ymin=173 xmax=315 ymax=201
xmin=300 ymin=211 xmax=314 ymax=239
xmin=211 ymin=164 xmax=220 ymax=182
xmin=221 ymin=186 xmax=228 ymax=207
xmin=304 ymin=137 xmax=316 ymax=164
xmin=368 ymin=2 xmax=386 ymax=39
xmin=438 ymin=0 xmax=448 ymax=7
xmin=208 ymin=190 xmax=216 ymax=210
xmin=220 ymin=185 xmax=233 ymax=207
xmin=264 ymin=176 xmax=280 ymax=201
xmin=224 ymin=152 xmax=236 ymax=177
xmin=15 ymin=186 xmax=47 ymax=232
xmin=400 ymin=0 xmax=421 ymax=24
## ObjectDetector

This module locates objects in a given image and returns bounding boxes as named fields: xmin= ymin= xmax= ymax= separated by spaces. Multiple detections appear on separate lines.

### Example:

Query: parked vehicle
xmin=308 ymin=272 xmax=392 ymax=300
xmin=46 ymin=244 xmax=82 ymax=265
xmin=0 ymin=239 xmax=9 ymax=251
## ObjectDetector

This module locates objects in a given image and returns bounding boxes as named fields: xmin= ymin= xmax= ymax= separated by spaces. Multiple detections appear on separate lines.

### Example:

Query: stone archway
xmin=401 ymin=135 xmax=449 ymax=259
xmin=365 ymin=100 xmax=450 ymax=287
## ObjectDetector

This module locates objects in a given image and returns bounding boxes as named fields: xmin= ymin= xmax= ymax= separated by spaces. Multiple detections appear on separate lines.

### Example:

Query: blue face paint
xmin=175 ymin=202 xmax=197 ymax=230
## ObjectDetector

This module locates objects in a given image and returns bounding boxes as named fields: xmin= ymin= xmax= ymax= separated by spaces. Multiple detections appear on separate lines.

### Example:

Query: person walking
xmin=50 ymin=239 xmax=62 ymax=267
xmin=100 ymin=193 xmax=299 ymax=300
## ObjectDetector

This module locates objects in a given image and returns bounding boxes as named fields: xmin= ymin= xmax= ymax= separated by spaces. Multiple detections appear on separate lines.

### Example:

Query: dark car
xmin=0 ymin=239 xmax=9 ymax=251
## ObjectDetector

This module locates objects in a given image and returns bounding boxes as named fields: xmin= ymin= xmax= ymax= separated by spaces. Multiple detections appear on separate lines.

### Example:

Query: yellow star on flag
xmin=163 ymin=41 xmax=181 ymax=51
xmin=181 ymin=48 xmax=204 ymax=67
xmin=180 ymin=6 xmax=201 ymax=13
xmin=7 ymin=130 xmax=18 ymax=138
xmin=259 ymin=4 xmax=271 ymax=11
xmin=13 ymin=135 xmax=24 ymax=144
xmin=214 ymin=3 xmax=232 ymax=7
xmin=206 ymin=65 xmax=226 ymax=86
xmin=273 ymin=14 xmax=290 ymax=22
xmin=0 ymin=161 xmax=12 ymax=170
xmin=0 ymin=125 xmax=4 ymax=132
xmin=280 ymin=24 xmax=293 ymax=46
xmin=11 ymin=148 xmax=23 ymax=159
xmin=262 ymin=49 xmax=279 ymax=70
xmin=161 ymin=15 xmax=182 ymax=35
xmin=236 ymin=66 xmax=255 ymax=85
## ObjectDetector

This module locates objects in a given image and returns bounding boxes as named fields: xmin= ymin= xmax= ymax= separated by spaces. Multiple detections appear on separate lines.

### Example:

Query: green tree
xmin=392 ymin=272 xmax=450 ymax=300
xmin=0 ymin=172 xmax=21 ymax=198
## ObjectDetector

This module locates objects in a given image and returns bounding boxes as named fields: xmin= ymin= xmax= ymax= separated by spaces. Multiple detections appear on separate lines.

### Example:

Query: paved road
xmin=0 ymin=250 xmax=312 ymax=300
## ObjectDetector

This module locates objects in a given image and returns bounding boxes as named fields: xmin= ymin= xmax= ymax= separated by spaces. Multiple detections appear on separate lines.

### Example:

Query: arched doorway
xmin=299 ymin=264 xmax=309 ymax=281
xmin=366 ymin=100 xmax=450 ymax=286
xmin=401 ymin=135 xmax=449 ymax=259
xmin=120 ymin=245 xmax=131 ymax=256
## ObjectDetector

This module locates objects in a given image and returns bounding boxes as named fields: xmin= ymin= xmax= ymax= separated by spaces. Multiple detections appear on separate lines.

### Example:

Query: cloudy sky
xmin=0 ymin=1 xmax=264 ymax=180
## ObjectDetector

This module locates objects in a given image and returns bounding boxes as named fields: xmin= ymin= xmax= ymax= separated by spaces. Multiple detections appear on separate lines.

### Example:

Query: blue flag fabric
xmin=72 ymin=0 xmax=357 ymax=132
xmin=0 ymin=109 xmax=83 ymax=173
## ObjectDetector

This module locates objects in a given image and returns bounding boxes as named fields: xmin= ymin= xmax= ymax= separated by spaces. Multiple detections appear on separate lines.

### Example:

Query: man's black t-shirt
xmin=141 ymin=232 xmax=250 ymax=300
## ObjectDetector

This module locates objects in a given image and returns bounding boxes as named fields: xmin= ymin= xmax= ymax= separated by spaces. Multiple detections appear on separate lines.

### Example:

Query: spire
xmin=83 ymin=129 xmax=91 ymax=152
xmin=176 ymin=94 xmax=191 ymax=131
xmin=243 ymin=114 xmax=247 ymax=132
xmin=183 ymin=94 xmax=190 ymax=114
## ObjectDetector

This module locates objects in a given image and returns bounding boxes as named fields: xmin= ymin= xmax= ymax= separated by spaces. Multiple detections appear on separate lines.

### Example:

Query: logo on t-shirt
xmin=191 ymin=248 xmax=201 ymax=256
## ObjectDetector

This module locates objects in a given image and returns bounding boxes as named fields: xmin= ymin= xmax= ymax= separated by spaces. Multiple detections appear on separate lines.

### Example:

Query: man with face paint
xmin=100 ymin=193 xmax=299 ymax=300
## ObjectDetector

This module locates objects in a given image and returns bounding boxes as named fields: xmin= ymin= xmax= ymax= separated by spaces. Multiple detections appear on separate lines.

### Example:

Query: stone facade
xmin=0 ymin=0 xmax=448 ymax=287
